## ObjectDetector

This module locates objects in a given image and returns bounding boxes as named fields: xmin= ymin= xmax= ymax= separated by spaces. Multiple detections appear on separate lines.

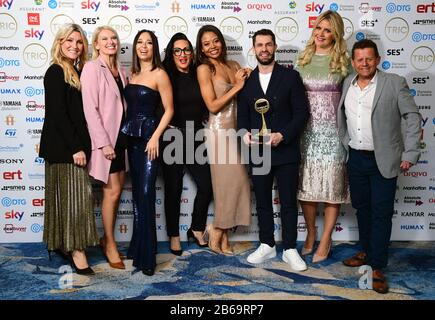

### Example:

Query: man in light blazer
xmin=337 ymin=39 xmax=421 ymax=294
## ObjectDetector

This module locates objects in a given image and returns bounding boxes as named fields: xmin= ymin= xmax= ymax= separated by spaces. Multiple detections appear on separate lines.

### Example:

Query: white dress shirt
xmin=344 ymin=72 xmax=378 ymax=151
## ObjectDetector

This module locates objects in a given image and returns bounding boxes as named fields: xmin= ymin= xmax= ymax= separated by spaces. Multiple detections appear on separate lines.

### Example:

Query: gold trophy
xmin=252 ymin=98 xmax=270 ymax=143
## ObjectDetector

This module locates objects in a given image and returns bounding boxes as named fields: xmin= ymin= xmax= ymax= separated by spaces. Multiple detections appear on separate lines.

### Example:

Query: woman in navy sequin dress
xmin=122 ymin=30 xmax=174 ymax=276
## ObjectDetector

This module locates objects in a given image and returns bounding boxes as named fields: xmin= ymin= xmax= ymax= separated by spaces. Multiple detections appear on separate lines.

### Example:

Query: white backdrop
xmin=1 ymin=0 xmax=433 ymax=243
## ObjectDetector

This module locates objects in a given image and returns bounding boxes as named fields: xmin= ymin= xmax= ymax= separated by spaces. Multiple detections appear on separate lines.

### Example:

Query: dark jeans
xmin=347 ymin=148 xmax=397 ymax=270
xmin=251 ymin=162 xmax=299 ymax=250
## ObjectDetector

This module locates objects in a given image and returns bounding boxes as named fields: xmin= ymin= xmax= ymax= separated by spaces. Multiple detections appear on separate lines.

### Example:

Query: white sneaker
xmin=282 ymin=248 xmax=308 ymax=271
xmin=247 ymin=243 xmax=276 ymax=264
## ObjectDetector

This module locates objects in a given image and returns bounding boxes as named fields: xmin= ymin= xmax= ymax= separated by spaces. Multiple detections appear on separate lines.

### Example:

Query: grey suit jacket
xmin=337 ymin=70 xmax=421 ymax=179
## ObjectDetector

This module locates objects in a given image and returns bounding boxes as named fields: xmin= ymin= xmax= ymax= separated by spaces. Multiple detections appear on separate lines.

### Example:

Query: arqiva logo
xmin=247 ymin=3 xmax=272 ymax=11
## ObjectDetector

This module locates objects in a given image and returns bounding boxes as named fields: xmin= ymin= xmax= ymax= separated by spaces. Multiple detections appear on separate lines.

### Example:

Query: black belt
xmin=350 ymin=147 xmax=374 ymax=155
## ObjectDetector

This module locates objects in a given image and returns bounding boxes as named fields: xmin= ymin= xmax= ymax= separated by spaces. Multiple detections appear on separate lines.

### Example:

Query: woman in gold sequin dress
xmin=296 ymin=11 xmax=350 ymax=263
xmin=196 ymin=25 xmax=251 ymax=254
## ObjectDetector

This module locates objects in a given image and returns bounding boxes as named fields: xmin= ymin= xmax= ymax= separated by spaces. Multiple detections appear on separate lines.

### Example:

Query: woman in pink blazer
xmin=81 ymin=25 xmax=127 ymax=270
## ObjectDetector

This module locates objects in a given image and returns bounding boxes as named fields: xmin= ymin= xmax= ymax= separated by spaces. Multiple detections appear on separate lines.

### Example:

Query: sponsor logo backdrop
xmin=1 ymin=0 xmax=433 ymax=242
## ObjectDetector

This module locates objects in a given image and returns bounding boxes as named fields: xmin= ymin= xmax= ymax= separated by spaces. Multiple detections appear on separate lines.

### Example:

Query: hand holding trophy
xmin=252 ymin=98 xmax=270 ymax=144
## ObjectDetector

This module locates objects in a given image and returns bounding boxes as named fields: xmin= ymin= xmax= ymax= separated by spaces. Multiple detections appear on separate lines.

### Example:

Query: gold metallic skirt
xmin=43 ymin=163 xmax=98 ymax=251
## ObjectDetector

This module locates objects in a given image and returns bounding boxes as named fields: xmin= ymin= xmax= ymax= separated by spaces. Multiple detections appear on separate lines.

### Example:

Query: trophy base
xmin=252 ymin=134 xmax=270 ymax=144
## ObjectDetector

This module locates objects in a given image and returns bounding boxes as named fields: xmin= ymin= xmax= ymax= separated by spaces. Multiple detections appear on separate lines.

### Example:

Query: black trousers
xmin=161 ymin=129 xmax=213 ymax=237
xmin=251 ymin=162 xmax=299 ymax=250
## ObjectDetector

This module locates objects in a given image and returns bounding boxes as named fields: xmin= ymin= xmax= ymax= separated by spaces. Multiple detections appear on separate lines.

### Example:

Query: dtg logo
xmin=0 ymin=0 xmax=13 ymax=10
xmin=81 ymin=0 xmax=100 ymax=11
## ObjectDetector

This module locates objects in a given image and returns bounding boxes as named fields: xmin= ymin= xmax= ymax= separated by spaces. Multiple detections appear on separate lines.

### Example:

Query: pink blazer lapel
xmin=97 ymin=56 xmax=122 ymax=100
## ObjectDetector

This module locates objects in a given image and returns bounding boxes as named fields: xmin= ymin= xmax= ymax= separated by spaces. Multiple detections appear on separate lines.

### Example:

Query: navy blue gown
xmin=121 ymin=84 xmax=160 ymax=272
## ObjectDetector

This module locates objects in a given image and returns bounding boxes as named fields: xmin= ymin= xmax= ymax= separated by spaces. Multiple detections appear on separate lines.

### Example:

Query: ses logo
xmin=360 ymin=19 xmax=378 ymax=29
xmin=81 ymin=0 xmax=100 ymax=11
xmin=386 ymin=3 xmax=411 ymax=13
xmin=387 ymin=48 xmax=404 ymax=56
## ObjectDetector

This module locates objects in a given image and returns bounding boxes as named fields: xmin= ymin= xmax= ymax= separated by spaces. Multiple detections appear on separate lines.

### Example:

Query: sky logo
xmin=0 ymin=0 xmax=13 ymax=10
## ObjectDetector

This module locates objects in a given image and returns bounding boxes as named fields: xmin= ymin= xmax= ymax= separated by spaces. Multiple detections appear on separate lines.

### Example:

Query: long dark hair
xmin=130 ymin=29 xmax=163 ymax=74
xmin=195 ymin=24 xmax=227 ymax=74
xmin=162 ymin=32 xmax=196 ymax=80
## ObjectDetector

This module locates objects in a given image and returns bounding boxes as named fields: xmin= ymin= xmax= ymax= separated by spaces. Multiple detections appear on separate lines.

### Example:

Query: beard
xmin=256 ymin=52 xmax=275 ymax=65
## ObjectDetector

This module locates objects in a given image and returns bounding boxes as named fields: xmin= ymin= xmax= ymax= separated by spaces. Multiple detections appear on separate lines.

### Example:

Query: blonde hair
xmin=91 ymin=25 xmax=120 ymax=66
xmin=50 ymin=23 xmax=88 ymax=89
xmin=297 ymin=10 xmax=349 ymax=76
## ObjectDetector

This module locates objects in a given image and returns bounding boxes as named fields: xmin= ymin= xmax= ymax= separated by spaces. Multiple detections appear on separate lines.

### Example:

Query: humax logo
xmin=382 ymin=61 xmax=391 ymax=70
xmin=386 ymin=3 xmax=411 ymax=13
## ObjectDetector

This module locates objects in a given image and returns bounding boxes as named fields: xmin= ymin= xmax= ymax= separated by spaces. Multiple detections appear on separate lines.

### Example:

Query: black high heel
xmin=142 ymin=268 xmax=154 ymax=276
xmin=187 ymin=228 xmax=208 ymax=247
xmin=68 ymin=253 xmax=95 ymax=275
xmin=170 ymin=248 xmax=183 ymax=256
xmin=169 ymin=236 xmax=183 ymax=256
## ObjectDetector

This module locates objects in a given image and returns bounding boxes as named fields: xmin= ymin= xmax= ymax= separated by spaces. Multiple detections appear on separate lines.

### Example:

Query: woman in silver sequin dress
xmin=296 ymin=11 xmax=350 ymax=263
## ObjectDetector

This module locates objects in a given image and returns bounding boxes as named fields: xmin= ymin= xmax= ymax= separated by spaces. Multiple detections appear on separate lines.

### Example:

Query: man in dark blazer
xmin=337 ymin=39 xmax=421 ymax=294
xmin=237 ymin=29 xmax=309 ymax=271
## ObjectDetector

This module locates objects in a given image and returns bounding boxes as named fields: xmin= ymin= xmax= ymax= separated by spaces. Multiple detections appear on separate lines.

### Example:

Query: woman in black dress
xmin=161 ymin=33 xmax=213 ymax=255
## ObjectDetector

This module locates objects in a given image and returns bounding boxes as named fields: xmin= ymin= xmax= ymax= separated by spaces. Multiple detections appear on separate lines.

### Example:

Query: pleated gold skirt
xmin=43 ymin=163 xmax=99 ymax=252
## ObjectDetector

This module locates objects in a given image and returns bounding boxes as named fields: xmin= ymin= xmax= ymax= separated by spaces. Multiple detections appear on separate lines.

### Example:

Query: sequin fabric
xmin=296 ymin=55 xmax=349 ymax=203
